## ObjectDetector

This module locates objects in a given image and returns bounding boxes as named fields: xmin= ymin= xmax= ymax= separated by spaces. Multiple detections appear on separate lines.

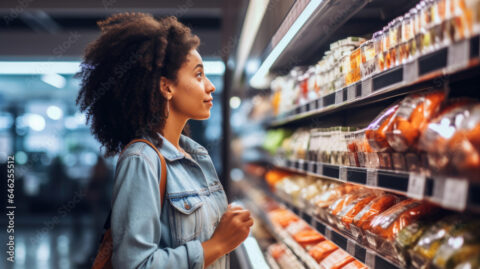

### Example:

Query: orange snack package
xmin=386 ymin=91 xmax=446 ymax=152
xmin=369 ymin=199 xmax=437 ymax=240
xmin=319 ymin=249 xmax=355 ymax=269
xmin=341 ymin=260 xmax=368 ymax=269
xmin=308 ymin=240 xmax=338 ymax=263
xmin=269 ymin=209 xmax=299 ymax=228
xmin=340 ymin=192 xmax=378 ymax=228
xmin=265 ymin=169 xmax=291 ymax=188
xmin=292 ymin=229 xmax=325 ymax=249
xmin=353 ymin=194 xmax=400 ymax=230
xmin=366 ymin=104 xmax=399 ymax=152
xmin=268 ymin=244 xmax=286 ymax=259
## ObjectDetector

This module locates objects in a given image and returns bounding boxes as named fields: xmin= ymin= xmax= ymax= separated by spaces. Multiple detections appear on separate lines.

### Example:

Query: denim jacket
xmin=110 ymin=133 xmax=229 ymax=269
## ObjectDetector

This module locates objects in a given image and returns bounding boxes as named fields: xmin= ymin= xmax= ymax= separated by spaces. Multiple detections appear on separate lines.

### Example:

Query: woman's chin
xmin=192 ymin=111 xmax=210 ymax=120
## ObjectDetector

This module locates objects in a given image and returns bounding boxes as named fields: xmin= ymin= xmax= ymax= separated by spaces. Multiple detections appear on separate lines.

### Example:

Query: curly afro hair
xmin=76 ymin=13 xmax=200 ymax=157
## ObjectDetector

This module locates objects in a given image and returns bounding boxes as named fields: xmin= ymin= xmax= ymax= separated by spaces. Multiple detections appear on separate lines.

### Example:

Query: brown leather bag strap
xmin=120 ymin=138 xmax=167 ymax=207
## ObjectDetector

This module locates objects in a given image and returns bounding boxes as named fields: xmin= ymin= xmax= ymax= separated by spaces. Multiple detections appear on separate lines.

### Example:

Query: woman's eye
xmin=196 ymin=72 xmax=203 ymax=78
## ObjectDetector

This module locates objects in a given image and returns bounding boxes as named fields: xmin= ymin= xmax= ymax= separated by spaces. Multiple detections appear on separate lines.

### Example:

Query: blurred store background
xmin=0 ymin=0 xmax=249 ymax=268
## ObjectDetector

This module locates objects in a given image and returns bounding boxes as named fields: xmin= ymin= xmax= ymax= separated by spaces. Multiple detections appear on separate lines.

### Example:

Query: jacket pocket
xmin=168 ymin=194 xmax=204 ymax=244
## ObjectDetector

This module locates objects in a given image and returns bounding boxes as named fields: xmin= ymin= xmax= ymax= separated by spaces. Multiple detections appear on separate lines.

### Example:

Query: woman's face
xmin=168 ymin=49 xmax=216 ymax=120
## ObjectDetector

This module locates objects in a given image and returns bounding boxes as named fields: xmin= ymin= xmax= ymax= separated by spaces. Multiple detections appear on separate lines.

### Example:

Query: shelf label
xmin=316 ymin=162 xmax=324 ymax=175
xmin=365 ymin=250 xmax=376 ymax=268
xmin=403 ymin=59 xmax=418 ymax=83
xmin=361 ymin=78 xmax=372 ymax=97
xmin=308 ymin=161 xmax=315 ymax=173
xmin=347 ymin=85 xmax=356 ymax=100
xmin=325 ymin=227 xmax=332 ymax=240
xmin=346 ymin=239 xmax=356 ymax=255
xmin=442 ymin=178 xmax=469 ymax=211
xmin=335 ymin=89 xmax=344 ymax=104
xmin=298 ymin=159 xmax=305 ymax=172
xmin=408 ymin=173 xmax=426 ymax=200
xmin=448 ymin=39 xmax=470 ymax=72
xmin=366 ymin=169 xmax=378 ymax=186
xmin=339 ymin=166 xmax=347 ymax=182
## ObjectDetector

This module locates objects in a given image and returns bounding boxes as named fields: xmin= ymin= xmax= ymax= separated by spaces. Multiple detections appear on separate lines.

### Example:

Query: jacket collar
xmin=154 ymin=132 xmax=208 ymax=161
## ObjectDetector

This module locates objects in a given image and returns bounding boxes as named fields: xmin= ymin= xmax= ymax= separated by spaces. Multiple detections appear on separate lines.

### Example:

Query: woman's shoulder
xmin=117 ymin=141 xmax=160 ymax=169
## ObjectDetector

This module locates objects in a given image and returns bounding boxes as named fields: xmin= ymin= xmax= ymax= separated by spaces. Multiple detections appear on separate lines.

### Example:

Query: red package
xmin=386 ymin=91 xmax=446 ymax=152
xmin=292 ymin=229 xmax=325 ymax=249
xmin=353 ymin=194 xmax=400 ymax=230
xmin=319 ymin=249 xmax=355 ymax=269
xmin=269 ymin=209 xmax=299 ymax=228
xmin=366 ymin=104 xmax=399 ymax=152
xmin=308 ymin=240 xmax=338 ymax=263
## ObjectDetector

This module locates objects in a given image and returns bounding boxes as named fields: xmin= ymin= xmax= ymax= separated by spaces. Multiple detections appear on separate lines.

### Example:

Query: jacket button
xmin=184 ymin=203 xmax=190 ymax=210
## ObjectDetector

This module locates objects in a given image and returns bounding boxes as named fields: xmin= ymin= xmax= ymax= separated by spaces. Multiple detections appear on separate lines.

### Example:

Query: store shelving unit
xmin=270 ymin=35 xmax=480 ymax=128
xmin=233 ymin=0 xmax=480 ymax=268
xmin=267 ymin=157 xmax=480 ymax=212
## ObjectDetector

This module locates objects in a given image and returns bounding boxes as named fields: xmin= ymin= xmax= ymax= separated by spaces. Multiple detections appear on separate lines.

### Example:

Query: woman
xmin=76 ymin=13 xmax=253 ymax=269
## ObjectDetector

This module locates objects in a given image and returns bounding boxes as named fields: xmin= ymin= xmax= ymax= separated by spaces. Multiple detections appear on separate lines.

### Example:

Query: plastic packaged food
xmin=366 ymin=104 xmax=399 ymax=152
xmin=340 ymin=192 xmax=378 ymax=229
xmin=269 ymin=209 xmax=299 ymax=228
xmin=320 ymin=249 xmax=355 ymax=269
xmin=418 ymin=102 xmax=479 ymax=177
xmin=292 ymin=229 xmax=325 ymax=249
xmin=433 ymin=220 xmax=480 ymax=268
xmin=286 ymin=220 xmax=310 ymax=236
xmin=386 ymin=91 xmax=446 ymax=152
xmin=410 ymin=216 xmax=458 ymax=267
xmin=352 ymin=194 xmax=400 ymax=231
xmin=341 ymin=260 xmax=368 ymax=269
xmin=265 ymin=169 xmax=291 ymax=189
xmin=383 ymin=25 xmax=392 ymax=70
xmin=368 ymin=199 xmax=437 ymax=240
xmin=308 ymin=240 xmax=338 ymax=263
xmin=390 ymin=17 xmax=402 ymax=67
xmin=269 ymin=243 xmax=306 ymax=269
xmin=394 ymin=221 xmax=431 ymax=265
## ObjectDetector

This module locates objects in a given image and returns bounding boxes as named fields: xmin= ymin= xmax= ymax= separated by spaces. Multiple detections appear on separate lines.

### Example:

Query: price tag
xmin=408 ymin=173 xmax=426 ymax=200
xmin=361 ymin=78 xmax=372 ymax=97
xmin=347 ymin=85 xmax=356 ymax=100
xmin=403 ymin=59 xmax=418 ymax=83
xmin=365 ymin=250 xmax=376 ymax=268
xmin=298 ymin=159 xmax=305 ymax=172
xmin=308 ymin=161 xmax=315 ymax=173
xmin=339 ymin=166 xmax=348 ymax=182
xmin=325 ymin=227 xmax=332 ymax=240
xmin=346 ymin=239 xmax=356 ymax=255
xmin=335 ymin=89 xmax=343 ymax=104
xmin=366 ymin=169 xmax=378 ymax=186
xmin=442 ymin=178 xmax=469 ymax=211
xmin=448 ymin=39 xmax=469 ymax=72
xmin=316 ymin=162 xmax=324 ymax=175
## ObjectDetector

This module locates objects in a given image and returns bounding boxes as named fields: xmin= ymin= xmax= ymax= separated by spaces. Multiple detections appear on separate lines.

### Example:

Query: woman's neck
xmin=161 ymin=108 xmax=188 ymax=149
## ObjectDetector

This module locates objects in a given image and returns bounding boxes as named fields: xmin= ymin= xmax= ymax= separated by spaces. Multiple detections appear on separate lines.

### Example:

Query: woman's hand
xmin=201 ymin=204 xmax=254 ymax=267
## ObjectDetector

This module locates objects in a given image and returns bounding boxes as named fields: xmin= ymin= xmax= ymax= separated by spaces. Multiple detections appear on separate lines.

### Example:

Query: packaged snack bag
xmin=269 ymin=209 xmax=299 ymax=228
xmin=386 ymin=91 xmax=446 ymax=152
xmin=320 ymin=249 xmax=355 ymax=269
xmin=341 ymin=260 xmax=368 ymax=269
xmin=353 ymin=194 xmax=400 ymax=230
xmin=308 ymin=240 xmax=338 ymax=263
xmin=292 ymin=229 xmax=325 ymax=249
xmin=366 ymin=104 xmax=399 ymax=152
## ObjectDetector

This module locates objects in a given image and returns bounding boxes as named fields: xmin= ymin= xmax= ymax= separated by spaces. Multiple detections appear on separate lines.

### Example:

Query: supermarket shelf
xmin=270 ymin=35 xmax=480 ymax=128
xmin=242 ymin=179 xmax=401 ymax=269
xmin=268 ymin=157 xmax=480 ymax=212
xmin=268 ymin=0 xmax=370 ymax=72
xmin=270 ymin=189 xmax=403 ymax=269
xmin=242 ymin=198 xmax=317 ymax=269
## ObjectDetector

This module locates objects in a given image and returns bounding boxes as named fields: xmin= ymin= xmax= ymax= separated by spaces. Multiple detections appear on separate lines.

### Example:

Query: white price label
xmin=335 ymin=90 xmax=343 ymax=104
xmin=403 ymin=60 xmax=419 ymax=83
xmin=339 ymin=166 xmax=348 ymax=182
xmin=346 ymin=239 xmax=356 ymax=255
xmin=298 ymin=159 xmax=305 ymax=172
xmin=365 ymin=250 xmax=376 ymax=268
xmin=316 ymin=163 xmax=323 ymax=175
xmin=366 ymin=169 xmax=378 ymax=186
xmin=442 ymin=178 xmax=469 ymax=211
xmin=325 ymin=227 xmax=332 ymax=240
xmin=448 ymin=39 xmax=469 ymax=72
xmin=347 ymin=85 xmax=356 ymax=101
xmin=361 ymin=78 xmax=372 ymax=97
xmin=408 ymin=173 xmax=426 ymax=199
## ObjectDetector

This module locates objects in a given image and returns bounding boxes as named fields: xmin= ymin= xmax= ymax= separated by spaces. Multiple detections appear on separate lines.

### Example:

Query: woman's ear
xmin=159 ymin=77 xmax=174 ymax=100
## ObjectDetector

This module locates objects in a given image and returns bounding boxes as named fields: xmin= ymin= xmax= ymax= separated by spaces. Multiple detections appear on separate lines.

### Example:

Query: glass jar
xmin=392 ymin=17 xmax=403 ymax=66
xmin=421 ymin=0 xmax=434 ymax=52
xmin=361 ymin=40 xmax=376 ymax=78
xmin=383 ymin=25 xmax=392 ymax=70
xmin=401 ymin=12 xmax=413 ymax=63
xmin=373 ymin=31 xmax=385 ymax=73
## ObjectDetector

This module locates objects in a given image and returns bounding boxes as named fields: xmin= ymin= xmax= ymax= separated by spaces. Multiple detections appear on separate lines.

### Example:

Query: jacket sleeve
xmin=111 ymin=153 xmax=204 ymax=269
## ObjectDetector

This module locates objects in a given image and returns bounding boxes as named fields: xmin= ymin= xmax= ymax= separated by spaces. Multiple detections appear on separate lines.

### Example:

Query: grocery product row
xmin=269 ymin=0 xmax=480 ymax=120
xmin=256 ymin=168 xmax=480 ymax=269
xmin=238 ymin=178 xmax=368 ymax=269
